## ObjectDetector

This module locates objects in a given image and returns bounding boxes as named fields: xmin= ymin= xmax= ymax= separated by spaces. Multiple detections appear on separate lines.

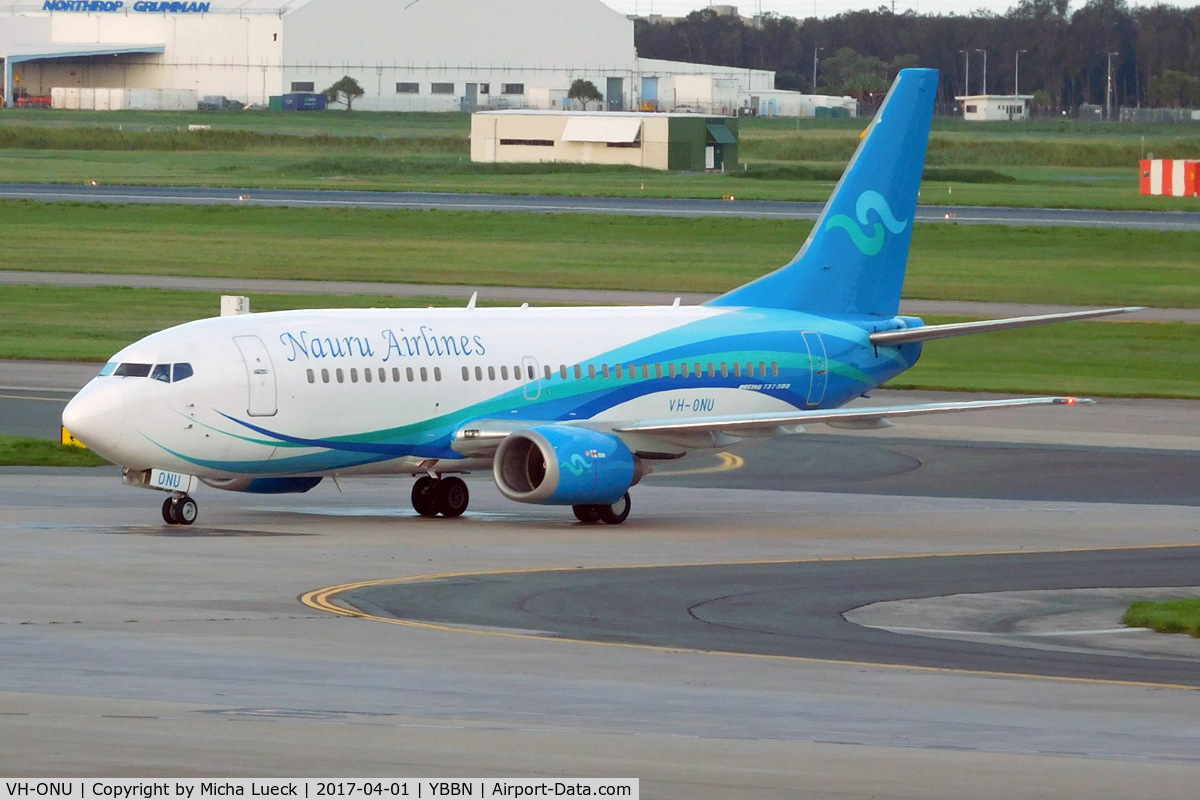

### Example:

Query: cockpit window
xmin=98 ymin=362 xmax=117 ymax=377
xmin=151 ymin=364 xmax=171 ymax=383
xmin=173 ymin=363 xmax=193 ymax=382
xmin=114 ymin=363 xmax=152 ymax=378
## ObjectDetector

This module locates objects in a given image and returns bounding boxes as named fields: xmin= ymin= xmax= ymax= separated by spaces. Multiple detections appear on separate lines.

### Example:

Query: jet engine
xmin=493 ymin=425 xmax=642 ymax=505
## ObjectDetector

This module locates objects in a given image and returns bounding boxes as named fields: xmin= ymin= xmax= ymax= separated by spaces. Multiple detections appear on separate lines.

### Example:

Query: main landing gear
xmin=161 ymin=494 xmax=198 ymax=526
xmin=411 ymin=476 xmax=470 ymax=518
xmin=573 ymin=492 xmax=631 ymax=525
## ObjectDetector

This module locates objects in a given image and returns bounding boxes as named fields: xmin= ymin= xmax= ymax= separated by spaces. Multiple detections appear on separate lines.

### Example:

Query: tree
xmin=568 ymin=79 xmax=604 ymax=110
xmin=323 ymin=75 xmax=365 ymax=112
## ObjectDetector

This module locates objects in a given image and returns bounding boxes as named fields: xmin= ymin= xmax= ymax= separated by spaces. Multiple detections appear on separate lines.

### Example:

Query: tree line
xmin=634 ymin=0 xmax=1200 ymax=111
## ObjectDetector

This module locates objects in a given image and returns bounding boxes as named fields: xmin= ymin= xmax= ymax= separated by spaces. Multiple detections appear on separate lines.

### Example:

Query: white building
xmin=0 ymin=0 xmax=752 ymax=111
xmin=955 ymin=94 xmax=1033 ymax=122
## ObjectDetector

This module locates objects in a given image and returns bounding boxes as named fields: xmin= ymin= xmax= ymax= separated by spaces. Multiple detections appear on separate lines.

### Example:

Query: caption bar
xmin=1 ymin=782 xmax=637 ymax=800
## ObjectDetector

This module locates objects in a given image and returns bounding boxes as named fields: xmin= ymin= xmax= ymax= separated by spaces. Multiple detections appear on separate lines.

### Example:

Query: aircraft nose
xmin=62 ymin=380 xmax=127 ymax=461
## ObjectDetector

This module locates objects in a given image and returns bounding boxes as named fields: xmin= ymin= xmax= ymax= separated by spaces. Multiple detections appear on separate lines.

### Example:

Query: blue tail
xmin=709 ymin=68 xmax=938 ymax=318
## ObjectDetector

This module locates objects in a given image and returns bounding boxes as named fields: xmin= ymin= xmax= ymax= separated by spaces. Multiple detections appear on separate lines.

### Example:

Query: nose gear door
xmin=233 ymin=335 xmax=278 ymax=417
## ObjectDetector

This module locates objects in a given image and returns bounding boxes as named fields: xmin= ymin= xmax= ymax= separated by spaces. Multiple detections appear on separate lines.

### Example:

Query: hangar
xmin=0 ymin=0 xmax=782 ymax=111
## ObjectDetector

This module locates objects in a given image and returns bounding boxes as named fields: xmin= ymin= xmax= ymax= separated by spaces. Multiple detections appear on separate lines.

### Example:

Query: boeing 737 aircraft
xmin=62 ymin=69 xmax=1136 ymax=526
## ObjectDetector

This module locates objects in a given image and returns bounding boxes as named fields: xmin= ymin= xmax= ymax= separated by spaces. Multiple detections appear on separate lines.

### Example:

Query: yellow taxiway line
xmin=301 ymin=542 xmax=1200 ymax=693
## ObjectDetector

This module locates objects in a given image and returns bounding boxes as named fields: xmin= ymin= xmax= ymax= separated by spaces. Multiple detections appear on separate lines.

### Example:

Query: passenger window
xmin=379 ymin=368 xmax=386 ymax=383
xmin=560 ymin=365 xmax=568 ymax=379
xmin=641 ymin=364 xmax=649 ymax=379
xmin=115 ymin=363 xmax=151 ymax=378
xmin=681 ymin=363 xmax=689 ymax=377
xmin=771 ymin=361 xmax=779 ymax=376
xmin=501 ymin=365 xmax=509 ymax=380
xmin=462 ymin=366 xmax=470 ymax=381
xmin=350 ymin=368 xmax=358 ymax=383
xmin=707 ymin=363 xmax=715 ymax=377
xmin=720 ymin=363 xmax=728 ymax=377
xmin=434 ymin=367 xmax=442 ymax=381
xmin=476 ymin=366 xmax=483 ymax=381
xmin=336 ymin=368 xmax=345 ymax=383
xmin=306 ymin=369 xmax=315 ymax=384
xmin=99 ymin=362 xmax=118 ymax=377
xmin=364 ymin=368 xmax=372 ymax=383
xmin=150 ymin=364 xmax=171 ymax=383
xmin=514 ymin=365 xmax=521 ymax=380
xmin=668 ymin=363 xmax=676 ymax=378
xmin=629 ymin=364 xmax=637 ymax=380
xmin=614 ymin=364 xmax=623 ymax=379
xmin=527 ymin=365 xmax=535 ymax=380
xmin=733 ymin=362 xmax=741 ymax=377
xmin=759 ymin=362 xmax=767 ymax=376
xmin=488 ymin=366 xmax=496 ymax=380
xmin=574 ymin=365 xmax=583 ymax=379
xmin=406 ymin=367 xmax=415 ymax=382
xmin=392 ymin=367 xmax=401 ymax=382
xmin=588 ymin=365 xmax=596 ymax=379
xmin=322 ymin=368 xmax=330 ymax=383
xmin=694 ymin=363 xmax=702 ymax=377
xmin=602 ymin=364 xmax=611 ymax=379
xmin=745 ymin=362 xmax=754 ymax=377
xmin=654 ymin=364 xmax=662 ymax=379
xmin=420 ymin=367 xmax=428 ymax=382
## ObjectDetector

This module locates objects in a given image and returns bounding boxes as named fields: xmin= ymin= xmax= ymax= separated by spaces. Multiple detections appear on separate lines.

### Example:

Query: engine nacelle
xmin=493 ymin=425 xmax=638 ymax=505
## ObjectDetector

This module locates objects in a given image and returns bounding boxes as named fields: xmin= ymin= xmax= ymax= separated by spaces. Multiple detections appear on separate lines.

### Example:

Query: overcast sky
xmin=602 ymin=0 xmax=1192 ymax=20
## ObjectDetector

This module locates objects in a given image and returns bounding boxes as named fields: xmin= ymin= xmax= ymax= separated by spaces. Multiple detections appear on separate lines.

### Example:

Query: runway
xmin=327 ymin=548 xmax=1200 ymax=686
xmin=2 ymin=182 xmax=1199 ymax=231
xmin=2 ymin=355 xmax=1199 ymax=793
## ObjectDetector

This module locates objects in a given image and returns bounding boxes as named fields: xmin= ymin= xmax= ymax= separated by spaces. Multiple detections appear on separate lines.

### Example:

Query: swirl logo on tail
xmin=824 ymin=190 xmax=910 ymax=256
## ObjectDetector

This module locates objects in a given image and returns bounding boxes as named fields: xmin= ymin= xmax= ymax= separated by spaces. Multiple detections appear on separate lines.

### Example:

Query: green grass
xmin=1123 ymin=598 xmax=1200 ymax=637
xmin=0 ymin=432 xmax=109 ymax=467
xmin=885 ymin=316 xmax=1200 ymax=398
xmin=2 ymin=288 xmax=1197 ymax=399
xmin=2 ymin=109 xmax=1198 ymax=209
xmin=1 ymin=202 xmax=1198 ymax=308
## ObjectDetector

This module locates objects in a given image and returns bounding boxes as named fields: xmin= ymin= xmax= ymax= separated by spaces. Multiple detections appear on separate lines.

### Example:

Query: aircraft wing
xmin=611 ymin=396 xmax=1091 ymax=436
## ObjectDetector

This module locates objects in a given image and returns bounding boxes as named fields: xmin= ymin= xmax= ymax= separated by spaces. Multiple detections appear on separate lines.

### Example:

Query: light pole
xmin=975 ymin=48 xmax=987 ymax=95
xmin=1015 ymin=49 xmax=1026 ymax=96
xmin=958 ymin=49 xmax=970 ymax=97
xmin=1106 ymin=51 xmax=1118 ymax=121
xmin=813 ymin=47 xmax=823 ymax=94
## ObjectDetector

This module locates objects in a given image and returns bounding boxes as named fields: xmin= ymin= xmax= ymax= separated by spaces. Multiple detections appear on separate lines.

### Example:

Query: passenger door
xmin=233 ymin=335 xmax=277 ymax=417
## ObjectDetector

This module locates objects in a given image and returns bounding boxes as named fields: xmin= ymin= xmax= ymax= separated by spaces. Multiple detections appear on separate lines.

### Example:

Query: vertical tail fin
xmin=709 ymin=68 xmax=938 ymax=318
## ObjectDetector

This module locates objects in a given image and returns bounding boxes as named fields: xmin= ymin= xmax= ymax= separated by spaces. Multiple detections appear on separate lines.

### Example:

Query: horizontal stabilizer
xmin=870 ymin=307 xmax=1144 ymax=346
xmin=613 ymin=396 xmax=1092 ymax=436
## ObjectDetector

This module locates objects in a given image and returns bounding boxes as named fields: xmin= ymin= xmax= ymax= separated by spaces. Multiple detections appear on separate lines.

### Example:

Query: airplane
xmin=62 ymin=68 xmax=1138 ymax=526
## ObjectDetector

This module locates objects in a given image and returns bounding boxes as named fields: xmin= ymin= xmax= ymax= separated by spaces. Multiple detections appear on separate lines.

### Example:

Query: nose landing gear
xmin=411 ymin=476 xmax=470 ymax=518
xmin=161 ymin=495 xmax=198 ymax=526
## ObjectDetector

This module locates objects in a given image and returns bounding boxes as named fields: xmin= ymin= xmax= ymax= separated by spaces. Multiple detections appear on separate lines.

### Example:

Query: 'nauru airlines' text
xmin=280 ymin=327 xmax=487 ymax=362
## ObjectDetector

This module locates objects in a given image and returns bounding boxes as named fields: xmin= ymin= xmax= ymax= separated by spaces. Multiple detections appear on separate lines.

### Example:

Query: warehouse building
xmin=1 ymin=0 xmax=840 ymax=114
xmin=471 ymin=110 xmax=738 ymax=171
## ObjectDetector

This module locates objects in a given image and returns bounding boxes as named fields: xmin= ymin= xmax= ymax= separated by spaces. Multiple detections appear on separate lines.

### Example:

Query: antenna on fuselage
xmin=467 ymin=291 xmax=478 ymax=310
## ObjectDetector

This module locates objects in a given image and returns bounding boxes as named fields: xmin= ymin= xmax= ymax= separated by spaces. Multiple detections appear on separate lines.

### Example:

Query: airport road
xmin=3 ymin=182 xmax=1200 ymax=231
xmin=4 ymin=270 xmax=1199 ymax=323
